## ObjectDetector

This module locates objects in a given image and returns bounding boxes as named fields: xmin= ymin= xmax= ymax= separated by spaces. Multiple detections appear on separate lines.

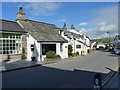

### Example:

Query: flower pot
xmin=31 ymin=57 xmax=36 ymax=61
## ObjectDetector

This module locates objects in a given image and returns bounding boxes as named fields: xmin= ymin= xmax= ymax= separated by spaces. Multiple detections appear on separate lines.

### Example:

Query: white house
xmin=90 ymin=41 xmax=97 ymax=49
xmin=96 ymin=43 xmax=106 ymax=49
xmin=16 ymin=7 xmax=68 ymax=62
xmin=56 ymin=24 xmax=91 ymax=55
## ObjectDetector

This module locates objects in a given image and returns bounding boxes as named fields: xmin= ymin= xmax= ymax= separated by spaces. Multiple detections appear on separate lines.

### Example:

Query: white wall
xmin=97 ymin=44 xmax=106 ymax=48
xmin=91 ymin=41 xmax=97 ymax=49
xmin=86 ymin=38 xmax=90 ymax=47
xmin=27 ymin=34 xmax=41 ymax=61
xmin=56 ymin=43 xmax=68 ymax=59
xmin=74 ymin=40 xmax=83 ymax=55
xmin=69 ymin=29 xmax=81 ymax=35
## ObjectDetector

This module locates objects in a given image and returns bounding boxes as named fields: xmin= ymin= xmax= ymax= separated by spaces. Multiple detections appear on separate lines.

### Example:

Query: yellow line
xmin=102 ymin=65 xmax=118 ymax=87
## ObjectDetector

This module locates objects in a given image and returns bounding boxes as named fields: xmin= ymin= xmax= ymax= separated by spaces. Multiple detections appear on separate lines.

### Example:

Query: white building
xmin=96 ymin=43 xmax=106 ymax=49
xmin=90 ymin=41 xmax=97 ymax=49
xmin=16 ymin=7 xmax=68 ymax=62
xmin=56 ymin=24 xmax=91 ymax=55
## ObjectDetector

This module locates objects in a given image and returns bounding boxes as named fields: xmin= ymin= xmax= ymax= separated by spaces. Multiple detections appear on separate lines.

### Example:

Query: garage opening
xmin=42 ymin=44 xmax=56 ymax=55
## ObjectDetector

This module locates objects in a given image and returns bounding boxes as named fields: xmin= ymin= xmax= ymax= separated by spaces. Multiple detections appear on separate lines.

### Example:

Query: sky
xmin=1 ymin=2 xmax=118 ymax=39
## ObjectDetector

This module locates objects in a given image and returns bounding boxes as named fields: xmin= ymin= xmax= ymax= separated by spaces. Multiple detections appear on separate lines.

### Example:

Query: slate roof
xmin=0 ymin=19 xmax=26 ymax=33
xmin=19 ymin=19 xmax=67 ymax=42
xmin=64 ymin=31 xmax=90 ymax=45
xmin=64 ymin=31 xmax=84 ymax=39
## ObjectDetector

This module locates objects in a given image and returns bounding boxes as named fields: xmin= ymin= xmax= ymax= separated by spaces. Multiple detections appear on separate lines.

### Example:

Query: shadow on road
xmin=108 ymin=54 xmax=119 ymax=57
xmin=2 ymin=65 xmax=115 ymax=88
xmin=97 ymin=50 xmax=114 ymax=53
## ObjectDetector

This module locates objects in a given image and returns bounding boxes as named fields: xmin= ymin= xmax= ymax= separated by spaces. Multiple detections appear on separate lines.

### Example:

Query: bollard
xmin=118 ymin=67 xmax=120 ymax=74
xmin=93 ymin=73 xmax=102 ymax=90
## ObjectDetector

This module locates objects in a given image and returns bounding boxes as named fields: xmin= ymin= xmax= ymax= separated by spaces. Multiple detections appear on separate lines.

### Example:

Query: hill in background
xmin=92 ymin=37 xmax=115 ymax=43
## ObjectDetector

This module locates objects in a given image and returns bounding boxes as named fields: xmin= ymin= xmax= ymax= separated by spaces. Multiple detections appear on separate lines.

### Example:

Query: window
xmin=31 ymin=44 xmax=34 ymax=51
xmin=76 ymin=45 xmax=81 ymax=48
xmin=59 ymin=31 xmax=62 ymax=35
xmin=0 ymin=33 xmax=22 ymax=55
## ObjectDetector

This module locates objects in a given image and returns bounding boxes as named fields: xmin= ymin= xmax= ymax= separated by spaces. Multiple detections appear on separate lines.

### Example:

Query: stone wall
xmin=0 ymin=55 xmax=22 ymax=61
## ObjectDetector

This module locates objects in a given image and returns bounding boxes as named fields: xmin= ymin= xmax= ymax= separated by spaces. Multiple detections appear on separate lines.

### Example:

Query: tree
xmin=68 ymin=45 xmax=73 ymax=56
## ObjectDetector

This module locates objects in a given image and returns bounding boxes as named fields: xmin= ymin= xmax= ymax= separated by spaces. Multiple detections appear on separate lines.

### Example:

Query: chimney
xmin=70 ymin=24 xmax=75 ymax=29
xmin=62 ymin=23 xmax=67 ymax=31
xmin=16 ymin=7 xmax=26 ymax=20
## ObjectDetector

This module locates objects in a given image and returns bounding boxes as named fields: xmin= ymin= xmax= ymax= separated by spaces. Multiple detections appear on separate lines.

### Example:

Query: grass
xmin=93 ymin=37 xmax=115 ymax=43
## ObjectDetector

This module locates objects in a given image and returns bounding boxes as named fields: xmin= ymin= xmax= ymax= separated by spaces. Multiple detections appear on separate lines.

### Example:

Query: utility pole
xmin=107 ymin=32 xmax=110 ymax=47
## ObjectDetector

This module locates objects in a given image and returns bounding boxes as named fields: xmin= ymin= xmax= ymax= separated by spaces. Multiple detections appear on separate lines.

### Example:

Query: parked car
xmin=111 ymin=35 xmax=120 ymax=55
xmin=108 ymin=45 xmax=114 ymax=50
xmin=114 ymin=42 xmax=120 ymax=55
xmin=114 ymin=47 xmax=120 ymax=55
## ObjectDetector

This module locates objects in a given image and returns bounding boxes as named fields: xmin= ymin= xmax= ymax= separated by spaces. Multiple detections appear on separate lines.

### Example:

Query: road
xmin=2 ymin=50 xmax=118 ymax=88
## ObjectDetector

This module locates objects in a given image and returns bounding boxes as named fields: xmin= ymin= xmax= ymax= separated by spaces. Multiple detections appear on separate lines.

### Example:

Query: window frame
xmin=0 ymin=33 xmax=22 ymax=55
xmin=76 ymin=45 xmax=81 ymax=48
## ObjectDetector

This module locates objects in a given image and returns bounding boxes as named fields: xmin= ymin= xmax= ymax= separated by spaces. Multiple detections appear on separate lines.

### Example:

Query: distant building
xmin=56 ymin=25 xmax=91 ymax=55
xmin=96 ymin=43 xmax=106 ymax=49
xmin=90 ymin=41 xmax=97 ymax=49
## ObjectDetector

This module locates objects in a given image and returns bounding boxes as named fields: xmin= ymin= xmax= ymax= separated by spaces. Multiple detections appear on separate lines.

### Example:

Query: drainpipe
xmin=40 ymin=43 xmax=42 ymax=61
xmin=74 ymin=38 xmax=75 ymax=53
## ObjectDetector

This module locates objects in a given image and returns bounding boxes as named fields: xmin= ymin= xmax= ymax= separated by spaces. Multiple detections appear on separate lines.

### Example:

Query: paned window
xmin=0 ymin=33 xmax=22 ymax=55
xmin=76 ymin=45 xmax=81 ymax=48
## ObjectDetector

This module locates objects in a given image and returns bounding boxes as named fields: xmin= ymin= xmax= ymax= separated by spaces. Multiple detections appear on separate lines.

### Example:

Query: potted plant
xmin=31 ymin=57 xmax=36 ymax=61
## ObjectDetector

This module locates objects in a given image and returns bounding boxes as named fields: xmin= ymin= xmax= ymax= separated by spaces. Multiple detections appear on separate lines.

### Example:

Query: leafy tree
xmin=68 ymin=45 xmax=73 ymax=56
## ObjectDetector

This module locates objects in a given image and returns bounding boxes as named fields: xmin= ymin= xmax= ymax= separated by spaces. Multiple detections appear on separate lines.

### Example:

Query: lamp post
xmin=107 ymin=32 xmax=110 ymax=48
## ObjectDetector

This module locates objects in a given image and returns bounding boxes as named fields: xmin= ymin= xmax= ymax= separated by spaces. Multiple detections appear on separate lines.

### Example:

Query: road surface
xmin=2 ymin=50 xmax=118 ymax=88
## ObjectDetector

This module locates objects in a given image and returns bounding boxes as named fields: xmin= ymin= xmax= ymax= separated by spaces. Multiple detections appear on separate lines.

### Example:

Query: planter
xmin=31 ymin=57 xmax=36 ymax=61
xmin=44 ymin=58 xmax=61 ymax=61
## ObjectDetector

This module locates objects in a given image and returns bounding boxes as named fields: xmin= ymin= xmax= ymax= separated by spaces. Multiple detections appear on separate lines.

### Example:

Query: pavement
xmin=0 ymin=60 xmax=41 ymax=72
xmin=0 ymin=54 xmax=84 ymax=72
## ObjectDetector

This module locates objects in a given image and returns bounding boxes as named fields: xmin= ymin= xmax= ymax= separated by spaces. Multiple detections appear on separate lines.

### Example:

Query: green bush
xmin=46 ymin=51 xmax=56 ymax=58
xmin=74 ymin=51 xmax=79 ymax=55
xmin=55 ymin=54 xmax=61 ymax=58
xmin=76 ymin=51 xmax=79 ymax=55
xmin=68 ymin=45 xmax=73 ymax=56
xmin=46 ymin=51 xmax=61 ymax=58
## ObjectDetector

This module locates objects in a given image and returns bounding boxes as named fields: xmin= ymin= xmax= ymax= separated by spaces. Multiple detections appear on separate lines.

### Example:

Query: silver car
xmin=114 ymin=47 xmax=120 ymax=55
xmin=114 ymin=42 xmax=120 ymax=55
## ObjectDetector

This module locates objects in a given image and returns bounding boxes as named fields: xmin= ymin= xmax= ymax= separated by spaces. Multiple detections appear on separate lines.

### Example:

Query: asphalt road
xmin=2 ymin=50 xmax=118 ymax=88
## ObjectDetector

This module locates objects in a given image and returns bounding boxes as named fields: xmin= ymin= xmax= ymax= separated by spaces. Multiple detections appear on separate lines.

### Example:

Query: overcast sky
xmin=1 ymin=2 xmax=118 ymax=39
